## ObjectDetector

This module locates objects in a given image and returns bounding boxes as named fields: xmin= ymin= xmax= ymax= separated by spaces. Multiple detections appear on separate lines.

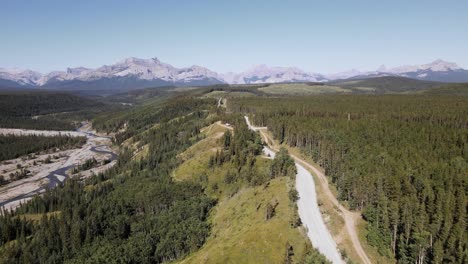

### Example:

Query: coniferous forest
xmin=229 ymin=95 xmax=467 ymax=263
xmin=0 ymin=90 xmax=466 ymax=263
xmin=0 ymin=91 xmax=104 ymax=130
xmin=0 ymin=134 xmax=86 ymax=162
xmin=2 ymin=1 xmax=468 ymax=263
xmin=0 ymin=97 xmax=217 ymax=263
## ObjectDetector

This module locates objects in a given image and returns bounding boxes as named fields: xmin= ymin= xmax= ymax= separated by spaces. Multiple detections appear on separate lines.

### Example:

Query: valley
xmin=0 ymin=124 xmax=117 ymax=211
xmin=2 ymin=2 xmax=467 ymax=263
xmin=0 ymin=78 xmax=466 ymax=264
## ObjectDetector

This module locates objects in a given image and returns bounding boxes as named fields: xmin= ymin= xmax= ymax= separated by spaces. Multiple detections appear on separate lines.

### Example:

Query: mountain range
xmin=1 ymin=57 xmax=467 ymax=92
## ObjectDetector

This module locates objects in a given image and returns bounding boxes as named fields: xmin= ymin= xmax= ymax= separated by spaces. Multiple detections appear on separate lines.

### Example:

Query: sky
xmin=1 ymin=0 xmax=468 ymax=74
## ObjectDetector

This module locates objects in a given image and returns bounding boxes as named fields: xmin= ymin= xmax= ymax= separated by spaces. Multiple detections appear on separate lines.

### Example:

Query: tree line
xmin=0 ymin=134 xmax=86 ymax=162
xmin=229 ymin=95 xmax=467 ymax=263
xmin=0 ymin=97 xmax=216 ymax=263
xmin=0 ymin=91 xmax=103 ymax=130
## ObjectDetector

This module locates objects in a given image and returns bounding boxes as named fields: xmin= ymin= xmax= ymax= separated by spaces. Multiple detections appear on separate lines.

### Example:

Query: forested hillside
xmin=0 ymin=97 xmax=217 ymax=263
xmin=229 ymin=95 xmax=467 ymax=263
xmin=1 ymin=88 xmax=465 ymax=263
xmin=173 ymin=114 xmax=327 ymax=263
xmin=0 ymin=91 xmax=103 ymax=130
xmin=0 ymin=92 xmax=333 ymax=263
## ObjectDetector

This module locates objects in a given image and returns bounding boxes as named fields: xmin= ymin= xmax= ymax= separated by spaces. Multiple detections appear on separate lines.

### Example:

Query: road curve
xmin=245 ymin=115 xmax=372 ymax=264
xmin=245 ymin=116 xmax=344 ymax=264
xmin=291 ymin=154 xmax=372 ymax=264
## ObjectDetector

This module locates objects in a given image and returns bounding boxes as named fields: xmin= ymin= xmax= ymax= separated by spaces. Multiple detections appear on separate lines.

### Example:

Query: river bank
xmin=0 ymin=123 xmax=118 ymax=211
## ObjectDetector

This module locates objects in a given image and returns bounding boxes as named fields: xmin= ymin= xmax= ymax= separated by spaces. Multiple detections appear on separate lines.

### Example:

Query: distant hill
xmin=326 ymin=59 xmax=468 ymax=83
xmin=330 ymin=76 xmax=444 ymax=94
xmin=421 ymin=83 xmax=468 ymax=96
xmin=0 ymin=90 xmax=104 ymax=130
xmin=0 ymin=90 xmax=100 ymax=117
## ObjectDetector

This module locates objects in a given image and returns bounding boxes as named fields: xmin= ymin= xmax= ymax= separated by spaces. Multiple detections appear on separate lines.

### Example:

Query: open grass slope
xmin=179 ymin=177 xmax=308 ymax=264
xmin=14 ymin=211 xmax=61 ymax=222
xmin=173 ymin=122 xmax=311 ymax=263
xmin=202 ymin=90 xmax=258 ymax=99
xmin=259 ymin=83 xmax=351 ymax=95
xmin=330 ymin=76 xmax=443 ymax=94
xmin=193 ymin=76 xmax=456 ymax=97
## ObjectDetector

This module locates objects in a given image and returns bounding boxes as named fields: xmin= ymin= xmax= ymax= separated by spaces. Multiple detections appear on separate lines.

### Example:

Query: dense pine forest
xmin=0 ymin=93 xmax=331 ymax=263
xmin=0 ymin=91 xmax=104 ymax=130
xmin=0 ymin=134 xmax=86 ymax=162
xmin=0 ymin=97 xmax=217 ymax=263
xmin=1 ymin=88 xmax=466 ymax=263
xmin=229 ymin=95 xmax=467 ymax=263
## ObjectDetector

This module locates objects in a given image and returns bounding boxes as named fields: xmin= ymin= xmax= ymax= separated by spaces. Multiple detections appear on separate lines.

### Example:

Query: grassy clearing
xmin=173 ymin=122 xmax=237 ymax=199
xmin=174 ymin=122 xmax=311 ymax=263
xmin=15 ymin=211 xmax=61 ymax=222
xmin=174 ymin=122 xmax=257 ymax=199
xmin=178 ymin=122 xmax=226 ymax=162
xmin=0 ymin=240 xmax=18 ymax=260
xmin=330 ymin=76 xmax=442 ymax=94
xmin=259 ymin=83 xmax=351 ymax=95
xmin=178 ymin=177 xmax=309 ymax=264
xmin=173 ymin=123 xmax=226 ymax=186
xmin=132 ymin=144 xmax=149 ymax=161
xmin=202 ymin=90 xmax=257 ymax=98
xmin=352 ymin=86 xmax=376 ymax=92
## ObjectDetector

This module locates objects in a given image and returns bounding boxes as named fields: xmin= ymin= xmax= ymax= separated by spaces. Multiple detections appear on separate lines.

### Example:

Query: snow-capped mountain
xmin=90 ymin=57 xmax=221 ymax=83
xmin=39 ymin=57 xmax=224 ymax=88
xmin=246 ymin=59 xmax=468 ymax=83
xmin=379 ymin=60 xmax=468 ymax=82
xmin=222 ymin=64 xmax=327 ymax=84
xmin=0 ymin=57 xmax=224 ymax=90
xmin=1 ymin=58 xmax=467 ymax=92
xmin=0 ymin=68 xmax=42 ymax=86
xmin=324 ymin=69 xmax=366 ymax=80
xmin=385 ymin=59 xmax=461 ymax=74
xmin=325 ymin=60 xmax=468 ymax=82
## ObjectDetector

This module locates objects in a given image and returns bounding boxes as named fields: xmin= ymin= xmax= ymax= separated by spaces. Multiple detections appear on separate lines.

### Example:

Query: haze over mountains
xmin=1 ymin=57 xmax=468 ymax=91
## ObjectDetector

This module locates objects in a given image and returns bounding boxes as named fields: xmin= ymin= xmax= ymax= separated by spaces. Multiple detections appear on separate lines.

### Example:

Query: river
xmin=0 ymin=124 xmax=118 ymax=211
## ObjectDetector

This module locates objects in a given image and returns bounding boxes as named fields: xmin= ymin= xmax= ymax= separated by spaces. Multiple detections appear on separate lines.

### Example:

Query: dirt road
xmin=245 ymin=116 xmax=344 ymax=263
xmin=244 ymin=116 xmax=372 ymax=264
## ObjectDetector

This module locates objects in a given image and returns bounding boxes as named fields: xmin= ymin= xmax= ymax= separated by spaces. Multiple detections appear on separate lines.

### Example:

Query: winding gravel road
xmin=245 ymin=116 xmax=344 ymax=264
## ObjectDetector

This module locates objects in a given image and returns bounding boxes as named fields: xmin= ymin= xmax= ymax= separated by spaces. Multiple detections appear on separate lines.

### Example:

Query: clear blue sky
xmin=2 ymin=0 xmax=467 ymax=73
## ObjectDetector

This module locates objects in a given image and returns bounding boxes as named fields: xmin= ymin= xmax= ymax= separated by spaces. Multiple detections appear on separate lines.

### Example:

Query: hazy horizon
xmin=2 ymin=0 xmax=468 ymax=73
